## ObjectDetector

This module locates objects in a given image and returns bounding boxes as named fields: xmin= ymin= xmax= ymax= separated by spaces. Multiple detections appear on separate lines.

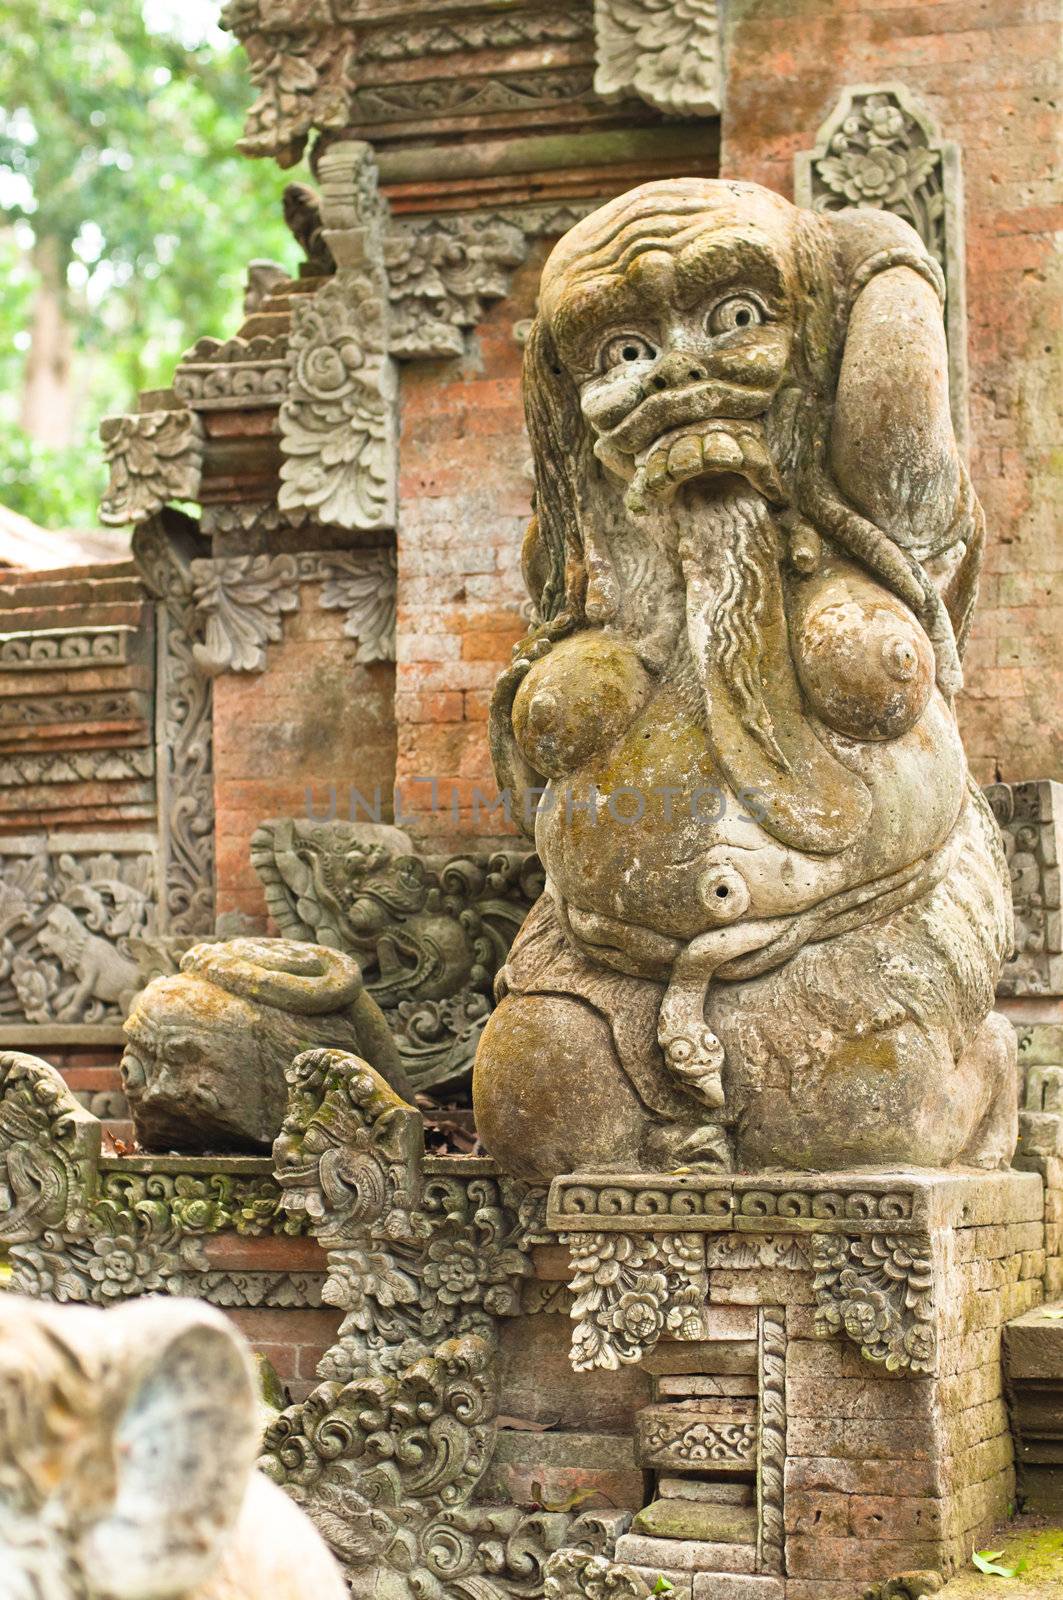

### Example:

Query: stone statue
xmin=122 ymin=935 xmax=410 ymax=1151
xmin=0 ymin=1293 xmax=347 ymax=1600
xmin=474 ymin=179 xmax=1016 ymax=1181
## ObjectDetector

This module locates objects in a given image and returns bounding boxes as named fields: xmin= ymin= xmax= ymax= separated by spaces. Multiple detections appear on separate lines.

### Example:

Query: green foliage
xmin=0 ymin=0 xmax=298 ymax=529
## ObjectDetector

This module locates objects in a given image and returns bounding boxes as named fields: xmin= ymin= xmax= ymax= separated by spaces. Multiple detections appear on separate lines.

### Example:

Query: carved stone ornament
xmin=220 ymin=1 xmax=715 ymax=167
xmin=0 ymin=1294 xmax=347 ymax=1600
xmin=250 ymin=820 xmax=543 ymax=1093
xmin=0 ymin=1048 xmax=311 ymax=1309
xmin=99 ymin=407 xmax=204 ymax=526
xmin=133 ymin=512 xmax=216 ymax=935
xmin=279 ymin=142 xmax=397 ymax=532
xmin=986 ymin=778 xmax=1063 ymax=997
xmin=260 ymin=1047 xmax=629 ymax=1592
xmin=473 ymin=177 xmax=1016 ymax=1185
xmin=811 ymin=1232 xmax=937 ymax=1374
xmin=0 ymin=838 xmax=156 ymax=1026
xmin=191 ymin=552 xmax=301 ymax=675
xmin=184 ymin=547 xmax=396 ymax=676
xmin=385 ymin=216 xmax=528 ymax=360
xmin=794 ymin=83 xmax=968 ymax=445
xmin=593 ymin=0 xmax=721 ymax=116
xmin=544 ymin=1551 xmax=650 ymax=1600
xmin=562 ymin=1229 xmax=708 ymax=1371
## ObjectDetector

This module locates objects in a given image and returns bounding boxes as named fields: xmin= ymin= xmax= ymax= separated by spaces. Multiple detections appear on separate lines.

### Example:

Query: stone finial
xmin=0 ymin=1293 xmax=346 ymax=1600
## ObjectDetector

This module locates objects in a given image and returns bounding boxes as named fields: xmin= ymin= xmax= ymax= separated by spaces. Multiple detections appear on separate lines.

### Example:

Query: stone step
xmin=632 ymin=1497 xmax=757 ymax=1544
xmin=1004 ymin=1300 xmax=1063 ymax=1479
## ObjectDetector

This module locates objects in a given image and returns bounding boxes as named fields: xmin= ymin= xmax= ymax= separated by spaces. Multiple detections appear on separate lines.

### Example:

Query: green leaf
xmin=972 ymin=1548 xmax=1029 ymax=1577
xmin=652 ymin=1579 xmax=674 ymax=1595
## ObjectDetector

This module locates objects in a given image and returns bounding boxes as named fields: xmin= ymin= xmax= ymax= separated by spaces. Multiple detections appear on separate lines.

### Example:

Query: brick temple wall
xmin=719 ymin=0 xmax=1062 ymax=788
xmin=212 ymin=581 xmax=397 ymax=924
xmin=393 ymin=248 xmax=547 ymax=849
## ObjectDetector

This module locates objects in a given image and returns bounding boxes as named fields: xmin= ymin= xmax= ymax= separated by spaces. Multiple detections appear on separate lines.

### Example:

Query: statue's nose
xmin=646 ymin=349 xmax=709 ymax=394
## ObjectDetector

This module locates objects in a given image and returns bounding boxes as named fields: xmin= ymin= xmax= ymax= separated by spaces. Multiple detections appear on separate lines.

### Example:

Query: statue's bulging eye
xmin=708 ymin=296 xmax=765 ymax=334
xmin=599 ymin=333 xmax=657 ymax=369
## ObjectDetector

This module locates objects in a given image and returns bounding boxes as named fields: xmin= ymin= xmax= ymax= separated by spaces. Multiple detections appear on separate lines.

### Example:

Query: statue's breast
xmin=787 ymin=562 xmax=935 ymax=741
xmin=512 ymin=630 xmax=652 ymax=779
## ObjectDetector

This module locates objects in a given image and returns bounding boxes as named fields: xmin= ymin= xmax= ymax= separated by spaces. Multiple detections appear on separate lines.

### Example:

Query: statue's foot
xmin=473 ymin=992 xmax=650 ymax=1181
xmin=643 ymin=1120 xmax=733 ymax=1174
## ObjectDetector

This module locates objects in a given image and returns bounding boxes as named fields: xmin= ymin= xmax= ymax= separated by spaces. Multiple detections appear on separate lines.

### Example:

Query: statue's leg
xmin=956 ymin=1010 xmax=1019 ymax=1171
xmin=472 ymin=992 xmax=651 ymax=1182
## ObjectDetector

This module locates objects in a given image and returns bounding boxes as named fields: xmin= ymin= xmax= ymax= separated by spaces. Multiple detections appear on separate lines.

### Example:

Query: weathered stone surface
xmin=631 ymin=1498 xmax=755 ymax=1543
xmin=122 ymin=936 xmax=409 ymax=1150
xmin=474 ymin=178 xmax=1016 ymax=1183
xmin=0 ymin=1293 xmax=346 ymax=1600
xmin=614 ymin=1532 xmax=755 ymax=1574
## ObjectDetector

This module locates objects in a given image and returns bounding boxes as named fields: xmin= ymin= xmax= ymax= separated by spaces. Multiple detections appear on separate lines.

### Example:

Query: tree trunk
xmin=19 ymin=234 xmax=75 ymax=448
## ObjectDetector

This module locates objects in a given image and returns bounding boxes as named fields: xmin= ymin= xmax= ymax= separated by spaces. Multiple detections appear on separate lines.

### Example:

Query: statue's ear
xmin=521 ymin=315 xmax=588 ymax=624
xmin=824 ymin=209 xmax=963 ymax=564
xmin=82 ymin=1300 xmax=259 ymax=1598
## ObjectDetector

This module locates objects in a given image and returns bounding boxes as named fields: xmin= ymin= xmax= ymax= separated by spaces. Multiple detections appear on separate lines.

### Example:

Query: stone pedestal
xmin=547 ymin=1169 xmax=1045 ymax=1598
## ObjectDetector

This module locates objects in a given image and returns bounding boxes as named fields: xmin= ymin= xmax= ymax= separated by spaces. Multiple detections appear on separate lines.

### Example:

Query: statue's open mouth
xmin=596 ymin=416 xmax=783 ymax=513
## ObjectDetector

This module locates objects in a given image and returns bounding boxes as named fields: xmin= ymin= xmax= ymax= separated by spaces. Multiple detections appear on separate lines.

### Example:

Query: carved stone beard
xmin=671 ymin=487 xmax=785 ymax=764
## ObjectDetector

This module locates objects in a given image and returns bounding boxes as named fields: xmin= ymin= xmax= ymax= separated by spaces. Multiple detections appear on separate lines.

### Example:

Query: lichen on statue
xmin=473 ymin=178 xmax=1017 ymax=1182
xmin=121 ymin=936 xmax=410 ymax=1152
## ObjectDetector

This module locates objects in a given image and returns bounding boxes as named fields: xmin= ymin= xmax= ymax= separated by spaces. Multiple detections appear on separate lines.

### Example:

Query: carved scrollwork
xmin=98 ymin=408 xmax=204 ymax=527
xmin=385 ymin=219 xmax=528 ymax=360
xmin=757 ymin=1306 xmax=786 ymax=1575
xmin=794 ymin=82 xmax=968 ymax=444
xmin=190 ymin=553 xmax=301 ymax=675
xmin=562 ymin=1230 xmax=708 ymax=1371
xmin=593 ymin=0 xmax=721 ymax=117
xmin=223 ymin=16 xmax=354 ymax=168
xmin=278 ymin=268 xmax=397 ymax=530
xmin=259 ymin=1047 xmax=583 ymax=1592
xmin=811 ymin=1232 xmax=937 ymax=1374
xmin=316 ymin=547 xmax=396 ymax=662
xmin=986 ymin=779 xmax=1063 ymax=997
xmin=544 ymin=1550 xmax=650 ymax=1600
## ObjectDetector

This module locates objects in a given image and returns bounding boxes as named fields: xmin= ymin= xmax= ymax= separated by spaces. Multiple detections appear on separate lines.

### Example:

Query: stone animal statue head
xmin=474 ymin=178 xmax=1015 ymax=1180
xmin=122 ymin=935 xmax=411 ymax=1151
xmin=0 ymin=1293 xmax=346 ymax=1600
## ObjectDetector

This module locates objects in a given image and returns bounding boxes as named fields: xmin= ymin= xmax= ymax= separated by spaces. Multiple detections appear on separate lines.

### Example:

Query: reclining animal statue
xmin=122 ymin=935 xmax=410 ymax=1151
xmin=473 ymin=178 xmax=1016 ymax=1182
xmin=0 ymin=1294 xmax=346 ymax=1600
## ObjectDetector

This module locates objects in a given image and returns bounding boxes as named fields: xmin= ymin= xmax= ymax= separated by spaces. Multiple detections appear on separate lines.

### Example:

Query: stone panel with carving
xmin=250 ymin=820 xmax=543 ymax=1093
xmin=986 ymin=779 xmax=1063 ymax=997
xmin=0 ymin=838 xmax=156 ymax=1026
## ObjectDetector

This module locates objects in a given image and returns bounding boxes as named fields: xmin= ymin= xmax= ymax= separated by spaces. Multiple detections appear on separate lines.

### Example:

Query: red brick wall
xmin=393 ymin=250 xmax=548 ymax=847
xmin=719 ymin=0 xmax=1062 ymax=785
xmin=213 ymin=584 xmax=397 ymax=922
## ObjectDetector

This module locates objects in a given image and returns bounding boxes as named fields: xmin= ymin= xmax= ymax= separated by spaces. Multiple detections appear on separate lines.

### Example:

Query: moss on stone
xmin=938 ymin=1517 xmax=1063 ymax=1597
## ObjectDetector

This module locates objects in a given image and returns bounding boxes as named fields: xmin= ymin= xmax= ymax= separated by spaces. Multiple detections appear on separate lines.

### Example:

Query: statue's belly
xmin=536 ymin=684 xmax=966 ymax=963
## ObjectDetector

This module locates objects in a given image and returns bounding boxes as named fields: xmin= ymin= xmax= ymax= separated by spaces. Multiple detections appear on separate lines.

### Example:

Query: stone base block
xmin=548 ymin=1167 xmax=1046 ymax=1594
